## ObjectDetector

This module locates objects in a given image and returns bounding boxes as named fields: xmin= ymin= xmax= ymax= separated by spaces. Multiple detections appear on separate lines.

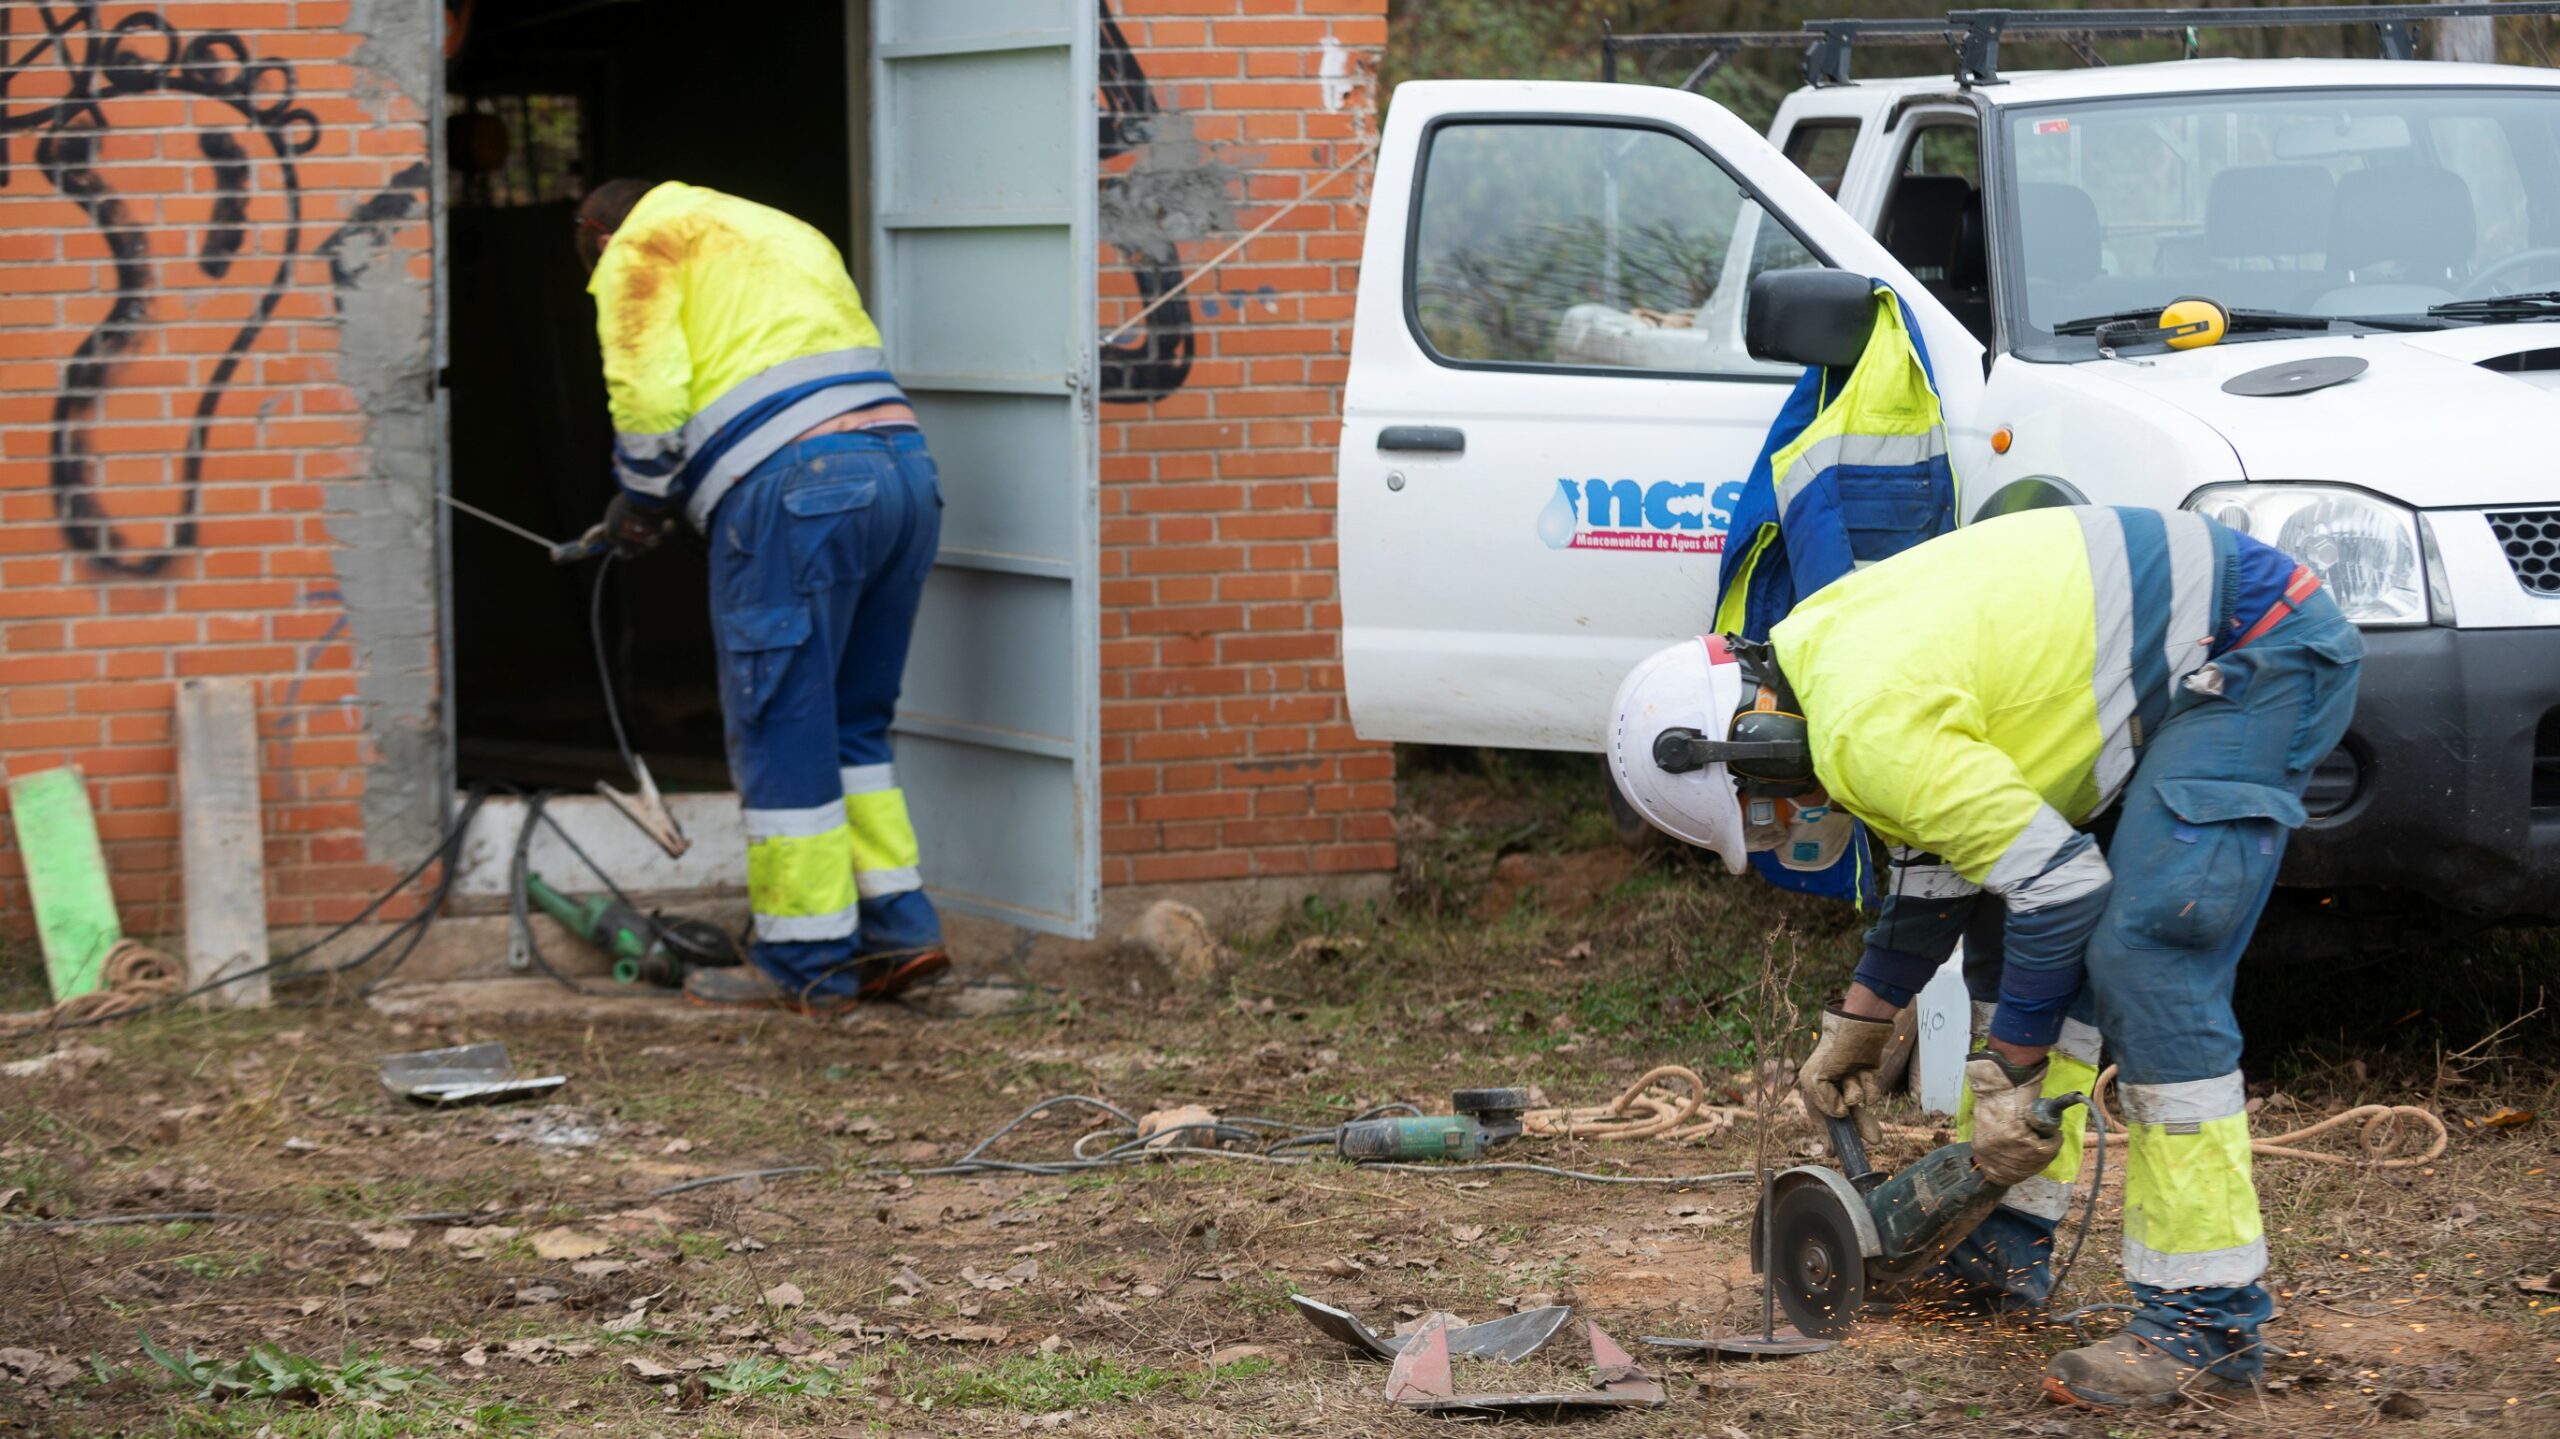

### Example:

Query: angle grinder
xmin=1751 ymin=1093 xmax=2084 ymax=1338
xmin=521 ymin=872 xmax=741 ymax=986
xmin=1336 ymin=1088 xmax=1531 ymax=1162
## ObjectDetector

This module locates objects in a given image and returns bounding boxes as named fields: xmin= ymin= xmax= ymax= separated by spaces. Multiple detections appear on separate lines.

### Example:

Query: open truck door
xmin=1338 ymin=80 xmax=1983 ymax=750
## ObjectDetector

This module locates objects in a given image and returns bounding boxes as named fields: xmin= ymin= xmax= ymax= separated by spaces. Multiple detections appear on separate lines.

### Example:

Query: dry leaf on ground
xmin=529 ymin=1228 xmax=612 ymax=1261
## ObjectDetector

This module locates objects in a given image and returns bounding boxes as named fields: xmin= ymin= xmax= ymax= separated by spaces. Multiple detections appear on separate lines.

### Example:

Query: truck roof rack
xmin=1601 ymin=3 xmax=2560 ymax=90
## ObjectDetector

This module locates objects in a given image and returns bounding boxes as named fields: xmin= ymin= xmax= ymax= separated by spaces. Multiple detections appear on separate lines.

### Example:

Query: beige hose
xmin=2091 ymin=1064 xmax=2449 ymax=1169
xmin=0 ymin=939 xmax=182 ymax=1036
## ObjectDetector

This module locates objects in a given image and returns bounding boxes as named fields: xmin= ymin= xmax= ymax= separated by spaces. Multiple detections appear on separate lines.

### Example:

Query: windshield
xmin=2002 ymin=87 xmax=2560 ymax=343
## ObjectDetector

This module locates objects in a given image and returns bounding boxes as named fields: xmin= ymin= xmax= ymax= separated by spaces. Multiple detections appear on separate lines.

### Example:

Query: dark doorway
xmin=442 ymin=0 xmax=853 ymax=791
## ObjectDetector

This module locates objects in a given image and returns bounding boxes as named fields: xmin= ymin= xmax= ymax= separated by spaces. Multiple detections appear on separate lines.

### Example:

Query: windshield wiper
xmin=2051 ymin=306 xmax=2337 ymax=338
xmin=2425 ymin=291 xmax=2560 ymax=320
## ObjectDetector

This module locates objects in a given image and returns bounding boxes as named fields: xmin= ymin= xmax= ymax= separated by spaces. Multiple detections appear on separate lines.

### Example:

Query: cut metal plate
xmin=1386 ymin=1316 xmax=1665 ymax=1414
xmin=1641 ymin=1329 xmax=1838 ymax=1358
xmin=1769 ymin=1182 xmax=1868 ymax=1340
xmin=377 ymin=1043 xmax=566 ymax=1106
xmin=1290 ymin=1295 xmax=1569 ymax=1362
xmin=2221 ymin=355 xmax=2367 ymax=397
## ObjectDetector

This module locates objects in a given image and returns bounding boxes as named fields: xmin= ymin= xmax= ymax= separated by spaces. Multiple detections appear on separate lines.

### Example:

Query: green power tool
xmin=1752 ymin=1094 xmax=2086 ymax=1338
xmin=521 ymin=872 xmax=739 ymax=986
xmin=1335 ymin=1088 xmax=1532 ymax=1162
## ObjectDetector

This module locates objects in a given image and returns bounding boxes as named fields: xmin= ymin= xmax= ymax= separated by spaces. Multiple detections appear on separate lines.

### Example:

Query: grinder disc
xmin=1768 ymin=1183 xmax=1867 ymax=1339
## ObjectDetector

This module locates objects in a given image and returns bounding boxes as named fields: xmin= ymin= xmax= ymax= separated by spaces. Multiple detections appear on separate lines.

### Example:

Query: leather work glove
xmin=1966 ymin=1052 xmax=2064 ymax=1187
xmin=600 ymin=492 xmax=672 ymax=561
xmin=1798 ymin=1004 xmax=1895 ymax=1145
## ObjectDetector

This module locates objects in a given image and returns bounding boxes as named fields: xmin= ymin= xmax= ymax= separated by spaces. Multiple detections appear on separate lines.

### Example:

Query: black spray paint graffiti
xmin=0 ymin=4 xmax=350 ymax=576
xmin=1098 ymin=1 xmax=1235 ymax=404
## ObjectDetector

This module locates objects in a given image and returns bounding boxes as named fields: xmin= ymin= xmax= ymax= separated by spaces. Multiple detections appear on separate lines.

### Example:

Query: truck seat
xmin=2326 ymin=165 xmax=2475 ymax=282
xmin=1880 ymin=174 xmax=1992 ymax=342
xmin=2207 ymin=164 xmax=2334 ymax=266
xmin=2019 ymin=182 xmax=2104 ymax=284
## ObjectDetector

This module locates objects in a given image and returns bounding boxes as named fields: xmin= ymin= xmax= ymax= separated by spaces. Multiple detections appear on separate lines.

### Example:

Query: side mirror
xmin=1745 ymin=268 xmax=1877 ymax=369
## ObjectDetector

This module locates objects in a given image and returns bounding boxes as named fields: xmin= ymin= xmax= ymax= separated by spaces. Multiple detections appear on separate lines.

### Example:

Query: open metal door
xmin=871 ymin=0 xmax=1100 ymax=936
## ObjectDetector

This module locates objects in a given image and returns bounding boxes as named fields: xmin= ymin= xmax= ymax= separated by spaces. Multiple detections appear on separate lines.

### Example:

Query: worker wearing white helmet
xmin=1611 ymin=505 xmax=2361 ymax=1409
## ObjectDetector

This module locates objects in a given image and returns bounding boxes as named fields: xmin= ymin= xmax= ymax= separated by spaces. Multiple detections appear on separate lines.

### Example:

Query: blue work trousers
xmin=708 ymin=428 xmax=944 ymax=998
xmin=1941 ymin=590 xmax=2360 ymax=1379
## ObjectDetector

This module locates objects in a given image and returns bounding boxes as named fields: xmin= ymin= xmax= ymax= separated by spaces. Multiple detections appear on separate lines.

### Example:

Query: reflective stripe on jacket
xmin=1711 ymin=279 xmax=1957 ymax=907
xmin=589 ymin=181 xmax=908 ymax=529
xmin=1768 ymin=505 xmax=2231 ymax=890
xmin=1713 ymin=280 xmax=1957 ymax=640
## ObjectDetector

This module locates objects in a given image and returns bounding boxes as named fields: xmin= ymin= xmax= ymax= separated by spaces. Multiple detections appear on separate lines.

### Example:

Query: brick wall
xmin=0 ymin=1 xmax=439 ymax=934
xmin=0 ymin=0 xmax=1393 ymax=950
xmin=1095 ymin=0 xmax=1398 ymax=889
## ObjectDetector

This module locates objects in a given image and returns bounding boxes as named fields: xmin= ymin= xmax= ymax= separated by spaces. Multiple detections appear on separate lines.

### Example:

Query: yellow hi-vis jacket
xmin=590 ymin=181 xmax=906 ymax=529
xmin=1768 ymin=506 xmax=2232 ymax=894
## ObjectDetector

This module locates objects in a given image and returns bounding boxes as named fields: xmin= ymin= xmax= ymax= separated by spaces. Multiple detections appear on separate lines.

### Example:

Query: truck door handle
xmin=1378 ymin=425 xmax=1465 ymax=454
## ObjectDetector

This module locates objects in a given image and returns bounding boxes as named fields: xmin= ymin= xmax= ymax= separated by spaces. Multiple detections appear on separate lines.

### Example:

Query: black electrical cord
xmin=39 ymin=787 xmax=492 ymax=1030
xmin=588 ymin=551 xmax=641 ymax=785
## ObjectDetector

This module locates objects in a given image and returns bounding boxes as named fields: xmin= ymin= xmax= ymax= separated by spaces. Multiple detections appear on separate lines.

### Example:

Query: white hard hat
xmin=1607 ymin=636 xmax=1749 ymax=874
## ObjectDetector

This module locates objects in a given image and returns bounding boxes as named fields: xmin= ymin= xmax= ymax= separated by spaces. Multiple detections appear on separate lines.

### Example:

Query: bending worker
xmin=1610 ymin=505 xmax=2360 ymax=1407
xmin=575 ymin=178 xmax=946 ymax=1012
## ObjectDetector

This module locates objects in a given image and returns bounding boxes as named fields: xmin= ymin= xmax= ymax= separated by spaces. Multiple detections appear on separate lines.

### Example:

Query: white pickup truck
xmin=1336 ymin=19 xmax=2560 ymax=937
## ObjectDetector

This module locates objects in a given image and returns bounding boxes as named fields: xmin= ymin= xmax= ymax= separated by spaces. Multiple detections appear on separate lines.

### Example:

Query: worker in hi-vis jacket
xmin=1609 ymin=506 xmax=2361 ymax=1407
xmin=575 ymin=178 xmax=946 ymax=1013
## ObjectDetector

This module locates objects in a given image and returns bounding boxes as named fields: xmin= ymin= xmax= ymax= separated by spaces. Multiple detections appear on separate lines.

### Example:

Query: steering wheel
xmin=2456 ymin=247 xmax=2560 ymax=298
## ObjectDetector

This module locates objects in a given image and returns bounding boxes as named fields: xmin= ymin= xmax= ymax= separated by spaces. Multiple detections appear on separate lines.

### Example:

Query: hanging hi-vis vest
xmin=1711 ymin=280 xmax=1957 ymax=905
xmin=591 ymin=181 xmax=909 ymax=530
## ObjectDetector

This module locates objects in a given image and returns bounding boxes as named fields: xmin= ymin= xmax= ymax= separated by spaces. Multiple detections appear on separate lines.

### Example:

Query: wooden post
xmin=177 ymin=679 xmax=270 ymax=1007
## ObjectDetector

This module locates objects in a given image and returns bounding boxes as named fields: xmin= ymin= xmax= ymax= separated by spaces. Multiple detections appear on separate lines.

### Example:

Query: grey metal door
xmin=871 ymin=0 xmax=1100 ymax=937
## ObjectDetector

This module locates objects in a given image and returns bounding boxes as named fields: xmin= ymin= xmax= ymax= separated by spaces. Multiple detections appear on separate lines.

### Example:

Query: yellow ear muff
xmin=2159 ymin=295 xmax=2229 ymax=350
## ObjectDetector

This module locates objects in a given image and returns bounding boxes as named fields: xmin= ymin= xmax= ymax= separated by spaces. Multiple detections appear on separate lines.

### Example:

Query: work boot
xmin=2043 ymin=1332 xmax=2250 ymax=1409
xmin=681 ymin=963 xmax=871 ymax=1016
xmin=855 ymin=948 xmax=948 ymax=1001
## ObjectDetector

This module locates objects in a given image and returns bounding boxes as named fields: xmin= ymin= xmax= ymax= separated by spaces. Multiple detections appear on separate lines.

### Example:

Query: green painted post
xmin=6 ymin=766 xmax=120 ymax=1000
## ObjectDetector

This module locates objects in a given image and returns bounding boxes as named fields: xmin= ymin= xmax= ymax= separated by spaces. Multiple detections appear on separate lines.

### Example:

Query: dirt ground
xmin=4 ymin=751 xmax=2557 ymax=1438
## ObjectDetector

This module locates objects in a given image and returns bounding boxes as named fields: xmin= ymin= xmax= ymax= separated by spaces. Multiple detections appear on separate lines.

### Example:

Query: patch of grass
xmin=78 ymin=1220 xmax=198 ymax=1249
xmin=112 ymin=1399 xmax=529 ymax=1439
xmin=172 ymin=1251 xmax=265 ymax=1280
xmin=701 ymin=1355 xmax=849 ymax=1399
xmin=1220 ymin=1268 xmax=1299 ymax=1317
xmin=137 ymin=1333 xmax=434 ymax=1405
xmin=2 ymin=1139 xmax=78 ymax=1212
xmin=905 ymin=1352 xmax=1270 ymax=1411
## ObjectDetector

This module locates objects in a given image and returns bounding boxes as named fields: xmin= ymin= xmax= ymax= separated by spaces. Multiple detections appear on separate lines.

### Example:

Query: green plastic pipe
xmin=7 ymin=766 xmax=119 ymax=1000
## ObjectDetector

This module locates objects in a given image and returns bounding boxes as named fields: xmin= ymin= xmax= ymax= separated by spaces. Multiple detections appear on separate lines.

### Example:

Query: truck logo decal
xmin=1536 ymin=478 xmax=1740 ymax=554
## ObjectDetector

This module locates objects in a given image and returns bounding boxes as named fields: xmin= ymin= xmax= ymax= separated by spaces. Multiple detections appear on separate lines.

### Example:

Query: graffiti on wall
xmin=0 ymin=4 xmax=415 ymax=577
xmin=1097 ymin=1 xmax=1235 ymax=405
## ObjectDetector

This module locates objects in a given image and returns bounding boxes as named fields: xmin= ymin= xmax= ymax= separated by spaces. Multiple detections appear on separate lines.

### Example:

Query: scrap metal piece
xmin=1385 ymin=1316 xmax=1666 ymax=1415
xmin=1291 ymin=1295 xmax=1570 ymax=1362
xmin=377 ymin=1043 xmax=566 ymax=1106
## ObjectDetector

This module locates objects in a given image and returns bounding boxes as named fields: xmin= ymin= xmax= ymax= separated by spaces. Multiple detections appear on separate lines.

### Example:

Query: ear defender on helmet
xmin=1647 ymin=636 xmax=1814 ymax=793
xmin=1610 ymin=634 xmax=1825 ymax=875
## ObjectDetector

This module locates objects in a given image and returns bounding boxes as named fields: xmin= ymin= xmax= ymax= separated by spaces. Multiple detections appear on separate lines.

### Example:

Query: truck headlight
xmin=2184 ymin=484 xmax=2429 ymax=626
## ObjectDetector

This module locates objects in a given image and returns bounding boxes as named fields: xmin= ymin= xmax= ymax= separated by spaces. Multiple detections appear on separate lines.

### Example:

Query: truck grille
xmin=2486 ymin=508 xmax=2560 ymax=596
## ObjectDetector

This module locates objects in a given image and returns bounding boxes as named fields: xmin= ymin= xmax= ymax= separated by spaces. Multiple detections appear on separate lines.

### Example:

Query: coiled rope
xmin=2090 ymin=1064 xmax=2448 ymax=1169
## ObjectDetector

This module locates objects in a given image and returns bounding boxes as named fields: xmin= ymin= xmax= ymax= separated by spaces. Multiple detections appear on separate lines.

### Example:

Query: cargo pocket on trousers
xmin=2119 ymin=778 xmax=2306 ymax=951
xmin=718 ymin=604 xmax=810 ymax=724
xmin=2288 ymin=620 xmax=2366 ymax=772
xmin=783 ymin=475 xmax=878 ymax=594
